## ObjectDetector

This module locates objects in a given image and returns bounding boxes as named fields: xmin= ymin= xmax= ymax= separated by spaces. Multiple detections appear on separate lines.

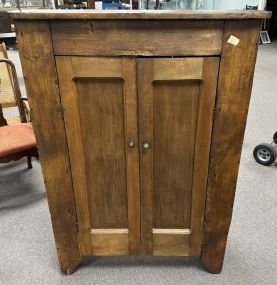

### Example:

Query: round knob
xmin=128 ymin=140 xmax=135 ymax=148
xmin=143 ymin=142 xmax=150 ymax=149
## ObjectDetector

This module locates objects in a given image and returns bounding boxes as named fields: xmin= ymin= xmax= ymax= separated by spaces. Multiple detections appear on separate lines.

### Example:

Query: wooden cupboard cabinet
xmin=11 ymin=10 xmax=270 ymax=275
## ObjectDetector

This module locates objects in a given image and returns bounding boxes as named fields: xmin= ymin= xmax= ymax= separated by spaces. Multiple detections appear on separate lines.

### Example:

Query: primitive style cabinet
xmin=11 ymin=10 xmax=270 ymax=275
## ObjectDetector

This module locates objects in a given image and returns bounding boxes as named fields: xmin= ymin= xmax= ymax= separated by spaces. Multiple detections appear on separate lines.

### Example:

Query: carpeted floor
xmin=0 ymin=42 xmax=277 ymax=285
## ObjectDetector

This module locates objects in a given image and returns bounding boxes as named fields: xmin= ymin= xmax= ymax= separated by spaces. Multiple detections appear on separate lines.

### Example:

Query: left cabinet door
xmin=56 ymin=57 xmax=140 ymax=256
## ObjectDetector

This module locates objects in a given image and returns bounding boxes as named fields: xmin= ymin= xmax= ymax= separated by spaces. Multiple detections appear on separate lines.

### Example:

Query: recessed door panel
xmin=76 ymin=78 xmax=127 ymax=228
xmin=153 ymin=81 xmax=199 ymax=229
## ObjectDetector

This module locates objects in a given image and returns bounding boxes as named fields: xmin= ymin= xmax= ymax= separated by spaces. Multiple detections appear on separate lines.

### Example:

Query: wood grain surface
xmin=10 ymin=10 xmax=271 ymax=20
xmin=201 ymin=20 xmax=262 ymax=273
xmin=14 ymin=15 xmax=263 ymax=274
xmin=15 ymin=20 xmax=82 ymax=274
xmin=153 ymin=80 xmax=199 ymax=229
xmin=77 ymin=78 xmax=128 ymax=228
xmin=91 ymin=233 xmax=129 ymax=256
xmin=51 ymin=20 xmax=223 ymax=56
xmin=56 ymin=57 xmax=141 ymax=256
xmin=138 ymin=58 xmax=219 ymax=256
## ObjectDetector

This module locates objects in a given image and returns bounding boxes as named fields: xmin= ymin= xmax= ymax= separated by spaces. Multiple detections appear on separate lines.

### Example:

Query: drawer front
xmin=51 ymin=20 xmax=224 ymax=56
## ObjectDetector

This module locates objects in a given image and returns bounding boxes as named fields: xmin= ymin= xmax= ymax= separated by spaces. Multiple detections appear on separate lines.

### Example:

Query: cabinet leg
xmin=200 ymin=221 xmax=229 ymax=274
xmin=201 ymin=254 xmax=224 ymax=274
xmin=54 ymin=229 xmax=82 ymax=275
xmin=60 ymin=257 xmax=82 ymax=275
xmin=50 ymin=210 xmax=82 ymax=275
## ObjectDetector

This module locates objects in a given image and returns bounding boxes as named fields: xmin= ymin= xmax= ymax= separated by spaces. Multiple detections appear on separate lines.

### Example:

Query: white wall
xmin=214 ymin=0 xmax=259 ymax=10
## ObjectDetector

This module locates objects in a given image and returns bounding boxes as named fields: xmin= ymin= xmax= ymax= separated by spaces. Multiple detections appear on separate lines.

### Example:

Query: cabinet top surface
xmin=10 ymin=9 xmax=271 ymax=20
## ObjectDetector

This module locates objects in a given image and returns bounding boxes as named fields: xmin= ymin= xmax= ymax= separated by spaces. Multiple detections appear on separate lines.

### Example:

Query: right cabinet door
xmin=138 ymin=58 xmax=219 ymax=256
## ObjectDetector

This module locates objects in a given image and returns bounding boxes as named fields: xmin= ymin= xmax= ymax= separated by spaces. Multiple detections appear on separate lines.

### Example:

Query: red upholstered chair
xmin=0 ymin=51 xmax=38 ymax=168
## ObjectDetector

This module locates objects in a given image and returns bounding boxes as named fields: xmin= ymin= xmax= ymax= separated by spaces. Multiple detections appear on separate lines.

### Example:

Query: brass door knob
xmin=128 ymin=140 xmax=135 ymax=148
xmin=143 ymin=142 xmax=150 ymax=149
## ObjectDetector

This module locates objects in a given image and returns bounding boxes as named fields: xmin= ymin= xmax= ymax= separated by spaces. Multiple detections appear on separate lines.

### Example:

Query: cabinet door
xmin=56 ymin=57 xmax=140 ymax=255
xmin=138 ymin=58 xmax=219 ymax=256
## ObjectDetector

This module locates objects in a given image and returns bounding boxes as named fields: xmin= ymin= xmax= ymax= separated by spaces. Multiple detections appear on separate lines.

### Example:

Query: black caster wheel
xmin=253 ymin=143 xmax=277 ymax=166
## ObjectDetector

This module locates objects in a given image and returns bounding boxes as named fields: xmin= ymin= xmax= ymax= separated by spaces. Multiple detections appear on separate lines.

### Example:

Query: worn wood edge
xmin=9 ymin=9 xmax=271 ymax=20
xmin=55 ymin=56 xmax=93 ymax=256
xmin=152 ymin=229 xmax=191 ymax=234
xmin=15 ymin=20 xmax=82 ymax=274
xmin=189 ymin=57 xmax=220 ymax=256
xmin=200 ymin=19 xmax=262 ymax=274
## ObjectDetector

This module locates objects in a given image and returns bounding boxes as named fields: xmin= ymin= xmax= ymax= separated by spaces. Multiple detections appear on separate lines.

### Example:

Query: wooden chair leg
xmin=27 ymin=156 xmax=32 ymax=169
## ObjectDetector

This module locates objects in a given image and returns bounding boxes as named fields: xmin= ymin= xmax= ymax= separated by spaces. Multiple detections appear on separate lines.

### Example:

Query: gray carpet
xmin=1 ymin=42 xmax=277 ymax=285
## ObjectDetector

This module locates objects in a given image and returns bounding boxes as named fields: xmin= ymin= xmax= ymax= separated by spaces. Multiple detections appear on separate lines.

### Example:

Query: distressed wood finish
xmin=90 ymin=232 xmax=129 ymax=256
xmin=153 ymin=234 xmax=190 ymax=256
xmin=201 ymin=20 xmax=262 ymax=273
xmin=10 ymin=9 xmax=271 ymax=20
xmin=12 ymin=11 xmax=267 ymax=274
xmin=51 ymin=20 xmax=223 ymax=56
xmin=139 ymin=58 xmax=219 ymax=256
xmin=14 ymin=20 xmax=81 ymax=274
xmin=76 ymin=78 xmax=128 ymax=229
xmin=56 ymin=57 xmax=140 ymax=256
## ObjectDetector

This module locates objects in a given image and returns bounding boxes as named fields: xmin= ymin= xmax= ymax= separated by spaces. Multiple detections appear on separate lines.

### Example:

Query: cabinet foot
xmin=60 ymin=257 xmax=82 ymax=275
xmin=201 ymin=256 xmax=223 ymax=274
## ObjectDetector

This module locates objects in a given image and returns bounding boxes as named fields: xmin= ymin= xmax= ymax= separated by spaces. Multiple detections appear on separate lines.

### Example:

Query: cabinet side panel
xmin=201 ymin=20 xmax=262 ymax=273
xmin=15 ymin=20 xmax=81 ymax=274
